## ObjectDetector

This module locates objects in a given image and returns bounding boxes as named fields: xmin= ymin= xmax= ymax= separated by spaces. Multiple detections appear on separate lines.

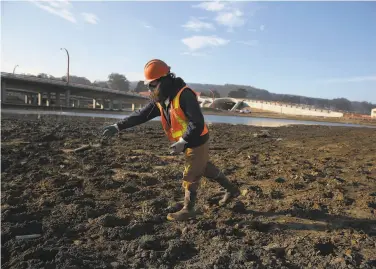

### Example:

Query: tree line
xmin=190 ymin=83 xmax=375 ymax=115
xmin=22 ymin=72 xmax=374 ymax=114
xmin=225 ymin=88 xmax=375 ymax=114
xmin=34 ymin=72 xmax=132 ymax=92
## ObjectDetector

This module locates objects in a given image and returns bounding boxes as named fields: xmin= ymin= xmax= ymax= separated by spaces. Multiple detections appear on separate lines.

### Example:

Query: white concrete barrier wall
xmin=200 ymin=97 xmax=343 ymax=118
xmin=244 ymin=100 xmax=343 ymax=117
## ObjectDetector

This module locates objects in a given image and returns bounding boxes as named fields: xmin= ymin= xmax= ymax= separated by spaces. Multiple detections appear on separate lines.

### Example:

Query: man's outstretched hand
xmin=102 ymin=124 xmax=119 ymax=139
xmin=170 ymin=137 xmax=188 ymax=155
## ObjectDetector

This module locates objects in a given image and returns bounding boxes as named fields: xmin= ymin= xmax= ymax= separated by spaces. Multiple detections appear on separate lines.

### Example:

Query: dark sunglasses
xmin=147 ymin=79 xmax=160 ymax=90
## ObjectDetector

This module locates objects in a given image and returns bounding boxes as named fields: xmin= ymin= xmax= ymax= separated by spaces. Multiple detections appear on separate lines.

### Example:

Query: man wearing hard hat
xmin=102 ymin=59 xmax=240 ymax=221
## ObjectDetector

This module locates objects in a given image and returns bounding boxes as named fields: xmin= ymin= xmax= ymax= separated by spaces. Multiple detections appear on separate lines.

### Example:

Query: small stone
xmin=149 ymin=251 xmax=157 ymax=260
xmin=73 ymin=240 xmax=81 ymax=246
xmin=110 ymin=262 xmax=119 ymax=268
xmin=253 ymin=131 xmax=271 ymax=138
xmin=264 ymin=243 xmax=280 ymax=251
xmin=332 ymin=257 xmax=345 ymax=264
xmin=241 ymin=189 xmax=248 ymax=196
xmin=335 ymin=177 xmax=346 ymax=183
xmin=336 ymin=192 xmax=345 ymax=201
xmin=260 ymin=130 xmax=271 ymax=136
xmin=203 ymin=205 xmax=211 ymax=211
xmin=275 ymin=177 xmax=286 ymax=183
xmin=232 ymin=201 xmax=246 ymax=213
xmin=287 ymin=249 xmax=294 ymax=256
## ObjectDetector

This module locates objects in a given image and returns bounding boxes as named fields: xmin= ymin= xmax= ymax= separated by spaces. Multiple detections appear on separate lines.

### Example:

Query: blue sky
xmin=1 ymin=0 xmax=376 ymax=103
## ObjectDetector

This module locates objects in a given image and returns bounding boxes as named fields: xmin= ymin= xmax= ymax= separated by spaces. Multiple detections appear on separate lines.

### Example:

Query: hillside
xmin=185 ymin=82 xmax=375 ymax=115
xmin=17 ymin=71 xmax=374 ymax=115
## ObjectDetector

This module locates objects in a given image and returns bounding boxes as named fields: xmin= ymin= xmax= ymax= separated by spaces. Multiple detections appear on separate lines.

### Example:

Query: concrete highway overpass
xmin=198 ymin=96 xmax=344 ymax=118
xmin=1 ymin=72 xmax=149 ymax=110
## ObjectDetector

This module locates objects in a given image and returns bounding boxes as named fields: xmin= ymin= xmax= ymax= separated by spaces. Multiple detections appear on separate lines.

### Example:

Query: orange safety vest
xmin=156 ymin=86 xmax=209 ymax=142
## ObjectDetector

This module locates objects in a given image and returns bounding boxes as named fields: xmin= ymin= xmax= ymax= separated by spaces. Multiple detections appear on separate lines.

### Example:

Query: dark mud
xmin=1 ymin=113 xmax=376 ymax=269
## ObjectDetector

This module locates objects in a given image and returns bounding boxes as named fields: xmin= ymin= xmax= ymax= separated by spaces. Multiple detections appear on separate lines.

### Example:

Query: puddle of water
xmin=1 ymin=108 xmax=375 ymax=128
xmin=204 ymin=114 xmax=375 ymax=128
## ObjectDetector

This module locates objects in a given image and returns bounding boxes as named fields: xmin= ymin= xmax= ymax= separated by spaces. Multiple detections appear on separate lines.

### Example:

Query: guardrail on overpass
xmin=1 ymin=72 xmax=149 ymax=110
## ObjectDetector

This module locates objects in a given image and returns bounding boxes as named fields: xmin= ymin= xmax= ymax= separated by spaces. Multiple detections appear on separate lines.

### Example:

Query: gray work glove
xmin=170 ymin=137 xmax=188 ymax=155
xmin=102 ymin=124 xmax=119 ymax=139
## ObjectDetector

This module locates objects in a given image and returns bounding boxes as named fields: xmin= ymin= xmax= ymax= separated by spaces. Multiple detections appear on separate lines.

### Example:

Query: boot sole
xmin=218 ymin=191 xmax=241 ymax=206
xmin=167 ymin=213 xmax=196 ymax=221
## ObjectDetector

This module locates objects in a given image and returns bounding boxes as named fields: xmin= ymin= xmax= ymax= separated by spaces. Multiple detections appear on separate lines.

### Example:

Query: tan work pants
xmin=182 ymin=140 xmax=222 ymax=191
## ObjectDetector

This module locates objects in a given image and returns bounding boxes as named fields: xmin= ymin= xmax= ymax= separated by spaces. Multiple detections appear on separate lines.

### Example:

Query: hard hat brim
xmin=144 ymin=72 xmax=170 ymax=85
xmin=144 ymin=79 xmax=154 ymax=85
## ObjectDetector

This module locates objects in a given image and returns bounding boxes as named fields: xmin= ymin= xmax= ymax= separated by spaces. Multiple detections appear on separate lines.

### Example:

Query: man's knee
xmin=183 ymin=162 xmax=206 ymax=182
xmin=182 ymin=180 xmax=199 ymax=192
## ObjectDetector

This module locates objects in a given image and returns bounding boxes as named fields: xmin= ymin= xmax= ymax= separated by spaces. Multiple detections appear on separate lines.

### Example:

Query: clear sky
xmin=1 ymin=0 xmax=376 ymax=103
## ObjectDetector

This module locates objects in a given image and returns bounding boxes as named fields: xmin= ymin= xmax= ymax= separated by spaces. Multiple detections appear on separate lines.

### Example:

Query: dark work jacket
xmin=116 ymin=78 xmax=209 ymax=148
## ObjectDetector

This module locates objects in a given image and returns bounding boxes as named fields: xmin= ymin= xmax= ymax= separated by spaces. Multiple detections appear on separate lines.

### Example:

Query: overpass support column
xmin=1 ymin=80 xmax=7 ymax=103
xmin=65 ymin=90 xmax=71 ymax=107
xmin=32 ymin=95 xmax=38 ymax=105
xmin=139 ymin=104 xmax=142 ymax=109
xmin=38 ymin=93 xmax=42 ymax=106
xmin=46 ymin=92 xmax=51 ymax=106
xmin=24 ymin=95 xmax=28 ymax=104
xmin=132 ymin=103 xmax=135 ymax=111
xmin=56 ymin=93 xmax=61 ymax=106
xmin=231 ymin=101 xmax=243 ymax=111
xmin=93 ymin=99 xmax=96 ymax=109
xmin=100 ymin=99 xmax=104 ymax=110
xmin=76 ymin=99 xmax=80 ymax=108
xmin=109 ymin=100 xmax=113 ymax=110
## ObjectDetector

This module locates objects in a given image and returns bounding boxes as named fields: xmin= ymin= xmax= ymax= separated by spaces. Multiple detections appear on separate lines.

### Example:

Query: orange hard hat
xmin=144 ymin=59 xmax=170 ymax=85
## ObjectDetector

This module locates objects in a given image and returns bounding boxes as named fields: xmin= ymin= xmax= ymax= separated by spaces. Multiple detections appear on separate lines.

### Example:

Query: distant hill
xmin=15 ymin=72 xmax=373 ymax=114
xmin=129 ymin=80 xmax=374 ymax=115
xmin=19 ymin=69 xmax=373 ymax=115
xmin=129 ymin=81 xmax=138 ymax=91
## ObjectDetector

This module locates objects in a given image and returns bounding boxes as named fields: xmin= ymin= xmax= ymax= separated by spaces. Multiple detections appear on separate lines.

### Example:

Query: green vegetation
xmin=28 ymin=72 xmax=375 ymax=114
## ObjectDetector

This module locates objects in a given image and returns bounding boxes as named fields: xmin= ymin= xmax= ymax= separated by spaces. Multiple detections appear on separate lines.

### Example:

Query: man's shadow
xmin=206 ymin=192 xmax=375 ymax=236
xmin=237 ymin=207 xmax=376 ymax=236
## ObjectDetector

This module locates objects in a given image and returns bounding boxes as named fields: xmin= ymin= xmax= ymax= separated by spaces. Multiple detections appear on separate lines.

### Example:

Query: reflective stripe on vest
xmin=156 ymin=86 xmax=209 ymax=142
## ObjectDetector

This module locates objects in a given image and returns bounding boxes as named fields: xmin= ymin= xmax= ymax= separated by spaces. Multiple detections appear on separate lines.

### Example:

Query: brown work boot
xmin=167 ymin=189 xmax=197 ymax=221
xmin=204 ymin=162 xmax=240 ymax=206
xmin=214 ymin=173 xmax=240 ymax=206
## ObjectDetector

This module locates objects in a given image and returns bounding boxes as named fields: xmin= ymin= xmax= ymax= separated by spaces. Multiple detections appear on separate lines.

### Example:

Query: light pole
xmin=13 ymin=65 xmax=19 ymax=74
xmin=208 ymin=89 xmax=215 ymax=107
xmin=60 ymin=48 xmax=70 ymax=83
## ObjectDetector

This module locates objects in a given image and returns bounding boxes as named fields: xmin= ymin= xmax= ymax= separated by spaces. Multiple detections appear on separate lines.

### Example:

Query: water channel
xmin=2 ymin=108 xmax=375 ymax=128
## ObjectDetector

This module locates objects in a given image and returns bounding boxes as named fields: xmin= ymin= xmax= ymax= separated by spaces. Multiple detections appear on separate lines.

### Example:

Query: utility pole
xmin=60 ymin=48 xmax=70 ymax=83
xmin=210 ymin=89 xmax=217 ymax=108
xmin=13 ymin=65 xmax=19 ymax=74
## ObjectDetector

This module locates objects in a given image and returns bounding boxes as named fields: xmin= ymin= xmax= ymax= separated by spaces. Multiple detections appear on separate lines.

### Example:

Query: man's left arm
xmin=179 ymin=89 xmax=205 ymax=143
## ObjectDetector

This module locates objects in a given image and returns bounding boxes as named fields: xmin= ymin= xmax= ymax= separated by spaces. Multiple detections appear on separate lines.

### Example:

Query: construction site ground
xmin=1 ymin=114 xmax=376 ymax=269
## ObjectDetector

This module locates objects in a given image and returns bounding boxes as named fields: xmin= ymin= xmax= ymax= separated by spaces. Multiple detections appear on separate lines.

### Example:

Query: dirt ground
xmin=1 ymin=114 xmax=376 ymax=269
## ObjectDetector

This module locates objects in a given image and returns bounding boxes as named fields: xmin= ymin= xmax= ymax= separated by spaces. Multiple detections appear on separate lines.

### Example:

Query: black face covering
xmin=151 ymin=75 xmax=174 ymax=103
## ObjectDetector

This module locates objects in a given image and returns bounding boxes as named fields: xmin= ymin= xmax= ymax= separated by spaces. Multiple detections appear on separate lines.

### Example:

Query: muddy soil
xmin=1 ymin=114 xmax=376 ymax=269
